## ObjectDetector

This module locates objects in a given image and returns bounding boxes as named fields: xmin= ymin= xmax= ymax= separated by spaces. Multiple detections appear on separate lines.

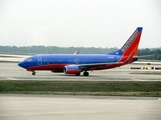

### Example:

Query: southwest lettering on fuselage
xmin=121 ymin=30 xmax=139 ymax=53
xmin=18 ymin=27 xmax=143 ymax=76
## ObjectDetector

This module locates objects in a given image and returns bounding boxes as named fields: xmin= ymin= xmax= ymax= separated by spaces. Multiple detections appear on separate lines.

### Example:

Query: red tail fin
xmin=118 ymin=27 xmax=143 ymax=62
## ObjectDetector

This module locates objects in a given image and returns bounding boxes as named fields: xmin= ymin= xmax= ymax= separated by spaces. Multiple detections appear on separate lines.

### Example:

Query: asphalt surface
xmin=1 ymin=63 xmax=161 ymax=120
xmin=0 ymin=94 xmax=161 ymax=120
xmin=0 ymin=63 xmax=160 ymax=81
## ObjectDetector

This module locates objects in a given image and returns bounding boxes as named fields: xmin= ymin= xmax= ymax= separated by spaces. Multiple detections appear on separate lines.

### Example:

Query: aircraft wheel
xmin=75 ymin=73 xmax=80 ymax=76
xmin=32 ymin=72 xmax=36 ymax=75
xmin=83 ymin=71 xmax=89 ymax=76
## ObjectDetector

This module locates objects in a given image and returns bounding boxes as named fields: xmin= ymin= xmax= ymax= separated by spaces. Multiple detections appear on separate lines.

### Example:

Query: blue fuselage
xmin=18 ymin=54 xmax=121 ymax=70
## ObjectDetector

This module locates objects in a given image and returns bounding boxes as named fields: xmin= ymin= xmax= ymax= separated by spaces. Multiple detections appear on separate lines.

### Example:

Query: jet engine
xmin=64 ymin=66 xmax=81 ymax=74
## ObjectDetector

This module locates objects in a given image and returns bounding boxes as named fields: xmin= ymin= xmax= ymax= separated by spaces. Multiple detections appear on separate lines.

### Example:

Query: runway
xmin=1 ymin=63 xmax=161 ymax=120
xmin=1 ymin=63 xmax=161 ymax=81
xmin=0 ymin=94 xmax=161 ymax=120
xmin=0 ymin=63 xmax=160 ymax=81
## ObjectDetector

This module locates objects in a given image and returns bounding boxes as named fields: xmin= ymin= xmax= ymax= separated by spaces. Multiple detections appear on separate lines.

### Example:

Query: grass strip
xmin=0 ymin=81 xmax=161 ymax=96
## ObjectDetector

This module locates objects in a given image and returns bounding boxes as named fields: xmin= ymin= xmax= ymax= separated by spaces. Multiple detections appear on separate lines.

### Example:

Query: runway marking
xmin=6 ymin=77 xmax=18 ymax=80
xmin=131 ymin=78 xmax=145 ymax=81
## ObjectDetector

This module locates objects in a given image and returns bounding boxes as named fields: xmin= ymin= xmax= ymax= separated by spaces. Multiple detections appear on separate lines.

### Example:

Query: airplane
xmin=18 ymin=27 xmax=143 ymax=76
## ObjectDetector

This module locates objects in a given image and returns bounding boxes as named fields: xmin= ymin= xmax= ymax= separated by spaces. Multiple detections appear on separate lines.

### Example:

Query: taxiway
xmin=0 ymin=63 xmax=160 ymax=81
xmin=0 ymin=94 xmax=161 ymax=120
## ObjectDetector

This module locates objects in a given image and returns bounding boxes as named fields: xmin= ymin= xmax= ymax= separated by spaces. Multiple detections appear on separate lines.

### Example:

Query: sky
xmin=0 ymin=0 xmax=161 ymax=48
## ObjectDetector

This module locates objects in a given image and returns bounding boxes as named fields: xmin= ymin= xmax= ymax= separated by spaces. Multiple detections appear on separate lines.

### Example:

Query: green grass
xmin=0 ymin=81 xmax=161 ymax=96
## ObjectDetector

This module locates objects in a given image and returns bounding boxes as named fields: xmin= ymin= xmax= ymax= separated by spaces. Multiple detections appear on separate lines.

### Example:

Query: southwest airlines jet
xmin=18 ymin=27 xmax=143 ymax=76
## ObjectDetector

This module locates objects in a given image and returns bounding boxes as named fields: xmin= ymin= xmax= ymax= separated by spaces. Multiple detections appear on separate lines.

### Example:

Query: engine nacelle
xmin=64 ymin=66 xmax=81 ymax=74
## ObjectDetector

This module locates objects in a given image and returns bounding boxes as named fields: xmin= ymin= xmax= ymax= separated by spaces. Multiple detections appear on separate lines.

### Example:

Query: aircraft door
xmin=37 ymin=56 xmax=42 ymax=65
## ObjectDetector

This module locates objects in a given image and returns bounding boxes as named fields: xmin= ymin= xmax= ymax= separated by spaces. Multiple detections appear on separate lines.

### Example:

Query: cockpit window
xmin=25 ymin=58 xmax=32 ymax=62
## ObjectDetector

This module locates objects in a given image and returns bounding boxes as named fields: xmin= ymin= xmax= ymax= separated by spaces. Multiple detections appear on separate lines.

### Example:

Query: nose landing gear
xmin=32 ymin=71 xmax=36 ymax=75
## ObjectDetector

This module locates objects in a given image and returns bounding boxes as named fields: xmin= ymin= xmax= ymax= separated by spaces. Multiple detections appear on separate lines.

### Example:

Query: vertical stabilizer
xmin=120 ymin=27 xmax=143 ymax=56
xmin=108 ymin=27 xmax=143 ymax=62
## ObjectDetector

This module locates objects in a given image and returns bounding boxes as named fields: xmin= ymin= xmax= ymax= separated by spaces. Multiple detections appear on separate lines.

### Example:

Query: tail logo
xmin=121 ymin=29 xmax=139 ymax=53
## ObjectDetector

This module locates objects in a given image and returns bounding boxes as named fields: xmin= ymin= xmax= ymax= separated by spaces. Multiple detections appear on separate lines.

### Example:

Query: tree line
xmin=0 ymin=46 xmax=117 ymax=54
xmin=0 ymin=46 xmax=161 ymax=60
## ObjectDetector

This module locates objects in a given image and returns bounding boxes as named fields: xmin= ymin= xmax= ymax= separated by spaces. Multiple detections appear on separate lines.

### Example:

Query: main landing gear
xmin=83 ymin=71 xmax=89 ymax=76
xmin=75 ymin=71 xmax=89 ymax=76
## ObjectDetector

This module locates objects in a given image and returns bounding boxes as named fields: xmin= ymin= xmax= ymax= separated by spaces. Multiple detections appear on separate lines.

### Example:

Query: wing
xmin=67 ymin=53 xmax=134 ymax=71
xmin=68 ymin=61 xmax=124 ymax=71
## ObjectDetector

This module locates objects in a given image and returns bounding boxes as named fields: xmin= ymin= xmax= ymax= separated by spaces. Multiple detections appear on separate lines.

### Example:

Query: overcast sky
xmin=0 ymin=0 xmax=161 ymax=48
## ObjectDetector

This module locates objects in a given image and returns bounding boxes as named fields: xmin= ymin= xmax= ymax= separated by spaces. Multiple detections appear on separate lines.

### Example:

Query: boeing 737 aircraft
xmin=18 ymin=27 xmax=143 ymax=76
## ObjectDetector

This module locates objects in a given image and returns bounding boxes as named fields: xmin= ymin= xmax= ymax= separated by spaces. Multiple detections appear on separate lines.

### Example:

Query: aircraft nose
xmin=18 ymin=61 xmax=26 ymax=68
